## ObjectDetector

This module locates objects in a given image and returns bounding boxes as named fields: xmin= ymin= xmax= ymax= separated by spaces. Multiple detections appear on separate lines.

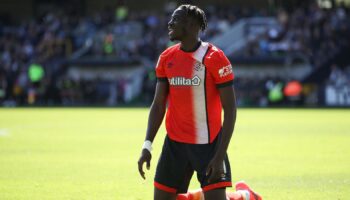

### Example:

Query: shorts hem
xmin=202 ymin=181 xmax=232 ymax=192
xmin=154 ymin=181 xmax=177 ymax=194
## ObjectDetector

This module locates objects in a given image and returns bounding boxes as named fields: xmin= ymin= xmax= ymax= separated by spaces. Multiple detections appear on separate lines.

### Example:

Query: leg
xmin=204 ymin=188 xmax=227 ymax=200
xmin=155 ymin=137 xmax=193 ymax=200
xmin=155 ymin=187 xmax=177 ymax=200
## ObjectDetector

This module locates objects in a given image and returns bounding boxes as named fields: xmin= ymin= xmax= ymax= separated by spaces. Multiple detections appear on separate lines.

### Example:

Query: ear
xmin=187 ymin=18 xmax=200 ymax=31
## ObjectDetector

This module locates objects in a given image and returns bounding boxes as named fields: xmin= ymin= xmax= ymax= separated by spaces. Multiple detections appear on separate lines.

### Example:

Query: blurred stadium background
xmin=0 ymin=0 xmax=349 ymax=107
xmin=1 ymin=1 xmax=350 ymax=199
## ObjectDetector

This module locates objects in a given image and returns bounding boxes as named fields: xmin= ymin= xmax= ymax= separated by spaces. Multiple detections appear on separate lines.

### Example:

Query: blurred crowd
xmin=235 ymin=2 xmax=350 ymax=106
xmin=0 ymin=3 xmax=267 ymax=106
xmin=241 ymin=2 xmax=350 ymax=66
xmin=0 ymin=1 xmax=349 ymax=106
xmin=0 ymin=10 xmax=83 ymax=105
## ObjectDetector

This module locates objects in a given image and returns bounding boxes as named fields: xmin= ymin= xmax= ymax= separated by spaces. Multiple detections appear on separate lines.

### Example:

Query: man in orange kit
xmin=138 ymin=4 xmax=260 ymax=200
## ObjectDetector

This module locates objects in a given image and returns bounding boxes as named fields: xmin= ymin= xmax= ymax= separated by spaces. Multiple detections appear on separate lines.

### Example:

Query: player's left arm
xmin=205 ymin=49 xmax=237 ymax=183
xmin=206 ymin=86 xmax=237 ymax=182
xmin=217 ymin=86 xmax=237 ymax=158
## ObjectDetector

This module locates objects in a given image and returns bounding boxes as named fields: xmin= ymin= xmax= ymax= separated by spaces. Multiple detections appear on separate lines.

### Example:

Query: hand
xmin=205 ymin=157 xmax=224 ymax=183
xmin=137 ymin=149 xmax=152 ymax=179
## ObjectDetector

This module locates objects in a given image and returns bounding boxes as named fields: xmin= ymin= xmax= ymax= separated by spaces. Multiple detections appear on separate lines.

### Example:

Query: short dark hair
xmin=178 ymin=4 xmax=207 ymax=32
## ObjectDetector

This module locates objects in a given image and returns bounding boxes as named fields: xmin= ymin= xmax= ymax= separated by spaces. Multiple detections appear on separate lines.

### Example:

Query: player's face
xmin=168 ymin=9 xmax=188 ymax=41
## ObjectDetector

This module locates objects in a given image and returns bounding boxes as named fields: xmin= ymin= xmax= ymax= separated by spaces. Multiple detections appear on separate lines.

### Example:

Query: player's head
xmin=168 ymin=4 xmax=207 ymax=42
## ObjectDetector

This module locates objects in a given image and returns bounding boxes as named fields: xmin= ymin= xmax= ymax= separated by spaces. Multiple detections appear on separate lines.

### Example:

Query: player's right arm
xmin=144 ymin=80 xmax=169 ymax=142
xmin=137 ymin=81 xmax=169 ymax=179
xmin=137 ymin=50 xmax=170 ymax=179
xmin=138 ymin=47 xmax=172 ymax=179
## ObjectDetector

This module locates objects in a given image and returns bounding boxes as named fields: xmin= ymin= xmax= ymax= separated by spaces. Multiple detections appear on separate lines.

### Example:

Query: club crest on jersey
xmin=194 ymin=61 xmax=204 ymax=71
xmin=169 ymin=76 xmax=201 ymax=86
xmin=167 ymin=61 xmax=173 ymax=68
xmin=218 ymin=64 xmax=233 ymax=77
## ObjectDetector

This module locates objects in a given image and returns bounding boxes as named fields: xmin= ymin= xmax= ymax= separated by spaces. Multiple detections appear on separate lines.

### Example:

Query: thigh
xmin=204 ymin=188 xmax=227 ymax=200
xmin=187 ymin=134 xmax=232 ymax=191
xmin=155 ymin=136 xmax=194 ymax=194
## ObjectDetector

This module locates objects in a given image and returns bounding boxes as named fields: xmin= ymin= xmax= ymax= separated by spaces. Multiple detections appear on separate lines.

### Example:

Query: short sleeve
xmin=205 ymin=49 xmax=234 ymax=88
xmin=155 ymin=55 xmax=167 ymax=82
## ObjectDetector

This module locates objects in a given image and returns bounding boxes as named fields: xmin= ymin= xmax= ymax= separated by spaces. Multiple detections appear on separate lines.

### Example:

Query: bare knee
xmin=204 ymin=188 xmax=226 ymax=200
xmin=154 ymin=187 xmax=177 ymax=200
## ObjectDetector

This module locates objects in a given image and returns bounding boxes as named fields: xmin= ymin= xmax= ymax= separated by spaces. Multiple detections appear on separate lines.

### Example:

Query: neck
xmin=180 ymin=37 xmax=201 ymax=52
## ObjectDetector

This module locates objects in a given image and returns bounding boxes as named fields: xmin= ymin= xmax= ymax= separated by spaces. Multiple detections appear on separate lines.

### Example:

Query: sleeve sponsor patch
xmin=218 ymin=65 xmax=233 ymax=78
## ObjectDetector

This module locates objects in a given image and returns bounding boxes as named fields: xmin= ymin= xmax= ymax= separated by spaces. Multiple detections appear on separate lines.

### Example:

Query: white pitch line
xmin=0 ymin=129 xmax=9 ymax=137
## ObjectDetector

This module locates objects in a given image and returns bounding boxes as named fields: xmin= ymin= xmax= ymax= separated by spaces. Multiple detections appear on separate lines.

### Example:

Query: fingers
xmin=206 ymin=162 xmax=214 ymax=183
xmin=207 ymin=169 xmax=216 ymax=183
xmin=146 ymin=159 xmax=150 ymax=170
xmin=205 ymin=164 xmax=212 ymax=177
xmin=206 ymin=164 xmax=223 ymax=183
xmin=138 ymin=150 xmax=152 ymax=180
xmin=138 ymin=159 xmax=146 ymax=179
xmin=207 ymin=169 xmax=215 ymax=183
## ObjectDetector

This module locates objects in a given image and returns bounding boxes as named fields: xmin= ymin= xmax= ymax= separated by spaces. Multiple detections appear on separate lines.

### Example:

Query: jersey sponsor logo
xmin=194 ymin=61 xmax=204 ymax=71
xmin=218 ymin=65 xmax=233 ymax=78
xmin=168 ymin=76 xmax=201 ymax=86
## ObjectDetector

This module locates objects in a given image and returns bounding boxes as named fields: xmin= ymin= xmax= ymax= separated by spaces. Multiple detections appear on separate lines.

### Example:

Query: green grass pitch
xmin=0 ymin=108 xmax=349 ymax=200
